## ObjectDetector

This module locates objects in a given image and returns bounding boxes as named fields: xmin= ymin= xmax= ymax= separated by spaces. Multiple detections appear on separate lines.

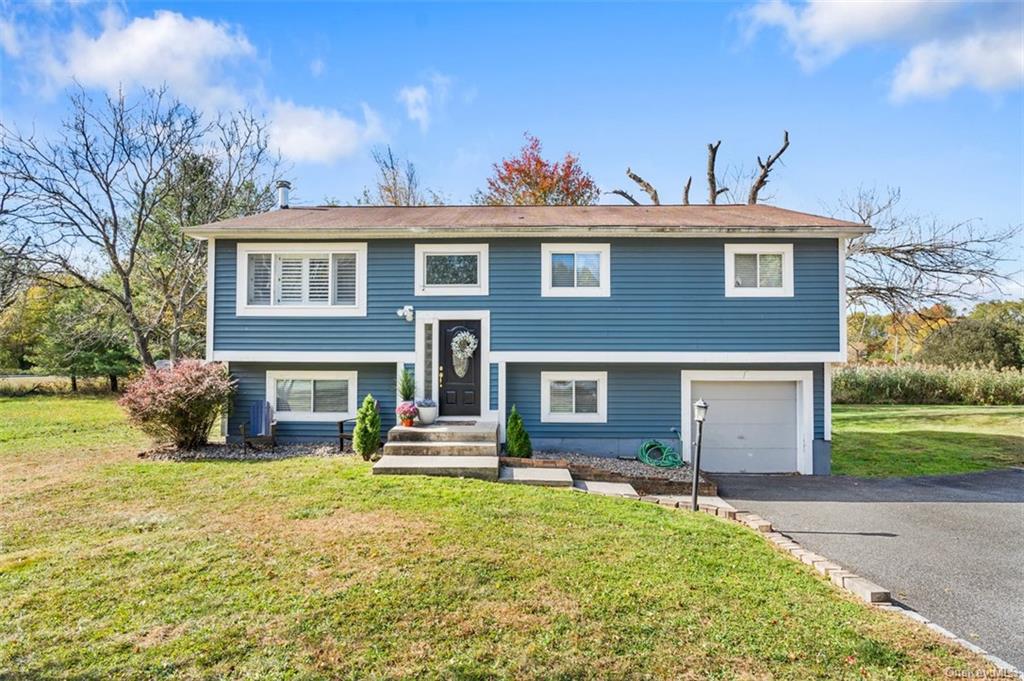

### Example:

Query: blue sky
xmin=1 ymin=1 xmax=1022 ymax=259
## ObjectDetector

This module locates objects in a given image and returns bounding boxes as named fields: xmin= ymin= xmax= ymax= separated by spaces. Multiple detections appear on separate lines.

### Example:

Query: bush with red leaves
xmin=119 ymin=361 xmax=236 ymax=450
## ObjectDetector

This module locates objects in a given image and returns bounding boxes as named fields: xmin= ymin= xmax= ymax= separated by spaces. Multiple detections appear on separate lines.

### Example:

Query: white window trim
xmin=680 ymin=369 xmax=813 ymax=475
xmin=724 ymin=243 xmax=794 ymax=298
xmin=540 ymin=243 xmax=611 ymax=298
xmin=541 ymin=370 xmax=608 ymax=423
xmin=266 ymin=370 xmax=358 ymax=422
xmin=414 ymin=243 xmax=489 ymax=296
xmin=235 ymin=242 xmax=367 ymax=317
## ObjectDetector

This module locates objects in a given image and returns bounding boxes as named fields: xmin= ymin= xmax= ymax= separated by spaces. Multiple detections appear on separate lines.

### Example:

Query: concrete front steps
xmin=372 ymin=421 xmax=501 ymax=481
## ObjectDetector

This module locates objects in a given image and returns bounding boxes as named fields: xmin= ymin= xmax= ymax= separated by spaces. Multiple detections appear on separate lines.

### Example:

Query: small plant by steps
xmin=505 ymin=404 xmax=532 ymax=457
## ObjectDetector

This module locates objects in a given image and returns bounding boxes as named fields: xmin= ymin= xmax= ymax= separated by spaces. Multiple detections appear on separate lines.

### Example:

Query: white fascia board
xmin=489 ymin=351 xmax=846 ymax=363
xmin=213 ymin=350 xmax=415 ymax=363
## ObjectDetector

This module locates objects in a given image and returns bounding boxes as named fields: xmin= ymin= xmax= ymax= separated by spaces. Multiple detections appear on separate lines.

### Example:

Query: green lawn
xmin=0 ymin=396 xmax=995 ymax=679
xmin=832 ymin=404 xmax=1024 ymax=477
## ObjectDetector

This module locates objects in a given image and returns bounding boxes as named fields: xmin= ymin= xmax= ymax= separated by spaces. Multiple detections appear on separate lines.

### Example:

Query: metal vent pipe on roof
xmin=275 ymin=180 xmax=291 ymax=209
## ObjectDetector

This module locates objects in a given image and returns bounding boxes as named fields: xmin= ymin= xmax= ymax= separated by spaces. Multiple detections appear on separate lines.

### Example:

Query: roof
xmin=185 ymin=204 xmax=871 ymax=239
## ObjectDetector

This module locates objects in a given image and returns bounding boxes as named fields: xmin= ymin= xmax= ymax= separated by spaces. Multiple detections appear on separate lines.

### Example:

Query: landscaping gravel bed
xmin=141 ymin=442 xmax=349 ymax=462
xmin=533 ymin=451 xmax=697 ymax=482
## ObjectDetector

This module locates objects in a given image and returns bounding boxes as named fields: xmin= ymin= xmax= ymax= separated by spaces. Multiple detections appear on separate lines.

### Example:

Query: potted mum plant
xmin=416 ymin=399 xmax=437 ymax=425
xmin=396 ymin=402 xmax=419 ymax=427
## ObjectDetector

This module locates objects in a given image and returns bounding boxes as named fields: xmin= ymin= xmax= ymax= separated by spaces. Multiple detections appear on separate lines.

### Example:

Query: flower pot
xmin=400 ymin=418 xmax=415 ymax=428
xmin=417 ymin=406 xmax=437 ymax=425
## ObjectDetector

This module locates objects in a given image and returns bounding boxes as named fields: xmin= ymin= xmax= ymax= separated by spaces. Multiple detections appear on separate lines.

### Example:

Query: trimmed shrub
xmin=119 ymin=361 xmax=236 ymax=449
xmin=833 ymin=364 xmax=1024 ymax=405
xmin=397 ymin=369 xmax=415 ymax=402
xmin=505 ymin=404 xmax=532 ymax=457
xmin=353 ymin=393 xmax=382 ymax=461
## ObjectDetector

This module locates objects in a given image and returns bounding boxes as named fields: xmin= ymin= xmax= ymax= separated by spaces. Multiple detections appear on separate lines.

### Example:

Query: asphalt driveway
xmin=715 ymin=469 xmax=1024 ymax=670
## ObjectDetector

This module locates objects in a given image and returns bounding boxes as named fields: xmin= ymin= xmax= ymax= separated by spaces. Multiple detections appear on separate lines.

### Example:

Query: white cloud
xmin=0 ymin=18 xmax=21 ymax=57
xmin=744 ymin=0 xmax=954 ymax=69
xmin=744 ymin=0 xmax=1024 ymax=100
xmin=397 ymin=71 xmax=452 ymax=132
xmin=44 ymin=9 xmax=254 ymax=110
xmin=269 ymin=100 xmax=384 ymax=164
xmin=397 ymin=85 xmax=430 ymax=131
xmin=309 ymin=57 xmax=324 ymax=77
xmin=891 ymin=28 xmax=1024 ymax=101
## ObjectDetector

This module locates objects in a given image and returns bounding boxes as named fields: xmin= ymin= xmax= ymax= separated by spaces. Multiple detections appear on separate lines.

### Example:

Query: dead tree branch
xmin=707 ymin=141 xmax=728 ymax=204
xmin=607 ymin=189 xmax=640 ymax=205
xmin=682 ymin=176 xmax=692 ymax=205
xmin=747 ymin=130 xmax=790 ymax=205
xmin=626 ymin=168 xmax=659 ymax=205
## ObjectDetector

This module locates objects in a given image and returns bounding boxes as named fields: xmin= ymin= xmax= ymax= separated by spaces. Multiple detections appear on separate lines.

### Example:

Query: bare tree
xmin=0 ymin=176 xmax=31 ymax=313
xmin=139 ymin=114 xmax=280 ymax=361
xmin=357 ymin=146 xmax=443 ymax=206
xmin=747 ymin=131 xmax=789 ymax=205
xmin=1 ymin=86 xmax=207 ymax=367
xmin=612 ymin=133 xmax=789 ymax=206
xmin=840 ymin=187 xmax=1020 ymax=318
xmin=706 ymin=140 xmax=728 ymax=205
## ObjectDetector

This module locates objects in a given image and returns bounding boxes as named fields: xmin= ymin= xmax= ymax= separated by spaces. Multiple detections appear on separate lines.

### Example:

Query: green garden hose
xmin=638 ymin=439 xmax=683 ymax=468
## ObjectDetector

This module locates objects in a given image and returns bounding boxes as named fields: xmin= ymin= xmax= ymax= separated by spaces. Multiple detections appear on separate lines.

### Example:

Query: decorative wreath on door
xmin=451 ymin=330 xmax=478 ymax=378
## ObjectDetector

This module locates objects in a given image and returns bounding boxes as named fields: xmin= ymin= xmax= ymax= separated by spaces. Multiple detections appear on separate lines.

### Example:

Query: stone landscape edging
xmin=576 ymin=486 xmax=1023 ymax=679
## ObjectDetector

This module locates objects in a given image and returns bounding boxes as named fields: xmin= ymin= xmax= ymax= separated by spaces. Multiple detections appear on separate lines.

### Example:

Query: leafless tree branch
xmin=747 ymin=130 xmax=789 ymax=205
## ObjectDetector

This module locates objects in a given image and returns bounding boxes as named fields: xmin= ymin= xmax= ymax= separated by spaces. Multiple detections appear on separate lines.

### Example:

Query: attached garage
xmin=681 ymin=370 xmax=814 ymax=474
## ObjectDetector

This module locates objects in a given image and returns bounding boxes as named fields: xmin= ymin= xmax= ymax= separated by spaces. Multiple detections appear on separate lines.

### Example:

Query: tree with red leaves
xmin=474 ymin=134 xmax=600 ymax=206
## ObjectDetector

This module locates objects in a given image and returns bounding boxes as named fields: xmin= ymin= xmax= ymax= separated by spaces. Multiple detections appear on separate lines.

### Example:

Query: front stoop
xmin=372 ymin=455 xmax=499 ymax=481
xmin=387 ymin=421 xmax=499 ymax=443
xmin=499 ymin=466 xmax=573 ymax=487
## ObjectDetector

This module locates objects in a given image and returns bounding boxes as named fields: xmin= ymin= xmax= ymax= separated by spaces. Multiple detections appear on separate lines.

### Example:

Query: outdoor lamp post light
xmin=690 ymin=398 xmax=709 ymax=512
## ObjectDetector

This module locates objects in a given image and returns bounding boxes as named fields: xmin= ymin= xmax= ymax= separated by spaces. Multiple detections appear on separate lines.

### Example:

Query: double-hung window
xmin=541 ymin=243 xmax=610 ymax=297
xmin=541 ymin=371 xmax=608 ymax=423
xmin=266 ymin=370 xmax=357 ymax=422
xmin=237 ymin=243 xmax=367 ymax=316
xmin=724 ymin=243 xmax=794 ymax=297
xmin=414 ymin=243 xmax=489 ymax=296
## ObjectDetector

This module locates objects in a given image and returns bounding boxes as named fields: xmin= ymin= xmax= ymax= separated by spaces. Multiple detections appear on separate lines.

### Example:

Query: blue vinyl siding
xmin=228 ymin=363 xmax=396 ymax=441
xmin=214 ymin=238 xmax=840 ymax=353
xmin=506 ymin=363 xmax=825 ymax=441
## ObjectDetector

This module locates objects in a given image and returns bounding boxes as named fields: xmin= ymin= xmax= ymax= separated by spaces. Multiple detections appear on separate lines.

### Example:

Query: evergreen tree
xmin=353 ymin=393 xmax=381 ymax=461
xmin=505 ymin=404 xmax=532 ymax=457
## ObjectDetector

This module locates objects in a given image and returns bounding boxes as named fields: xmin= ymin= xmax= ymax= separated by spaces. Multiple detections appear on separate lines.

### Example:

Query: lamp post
xmin=690 ymin=398 xmax=709 ymax=512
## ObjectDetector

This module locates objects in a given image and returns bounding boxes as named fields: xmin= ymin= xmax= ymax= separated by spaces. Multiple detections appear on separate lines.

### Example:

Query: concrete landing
xmin=499 ymin=466 xmax=573 ymax=487
xmin=372 ymin=455 xmax=499 ymax=481
xmin=387 ymin=421 xmax=499 ymax=442
xmin=572 ymin=479 xmax=640 ymax=499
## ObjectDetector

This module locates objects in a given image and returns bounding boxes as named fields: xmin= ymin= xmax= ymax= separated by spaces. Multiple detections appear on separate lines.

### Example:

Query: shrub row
xmin=833 ymin=364 xmax=1024 ymax=405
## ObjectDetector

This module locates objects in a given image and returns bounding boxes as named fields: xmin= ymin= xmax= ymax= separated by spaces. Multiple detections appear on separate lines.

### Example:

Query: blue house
xmin=187 ymin=200 xmax=869 ymax=475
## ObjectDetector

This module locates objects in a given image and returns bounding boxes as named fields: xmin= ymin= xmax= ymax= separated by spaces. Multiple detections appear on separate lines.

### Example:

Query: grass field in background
xmin=831 ymin=404 xmax=1024 ymax=477
xmin=0 ymin=395 xmax=995 ymax=678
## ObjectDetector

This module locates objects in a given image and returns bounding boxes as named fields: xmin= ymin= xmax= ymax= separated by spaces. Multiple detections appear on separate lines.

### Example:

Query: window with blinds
xmin=541 ymin=243 xmax=610 ymax=298
xmin=244 ymin=249 xmax=361 ymax=309
xmin=541 ymin=371 xmax=607 ymax=423
xmin=269 ymin=371 xmax=357 ymax=420
xmin=724 ymin=244 xmax=792 ymax=297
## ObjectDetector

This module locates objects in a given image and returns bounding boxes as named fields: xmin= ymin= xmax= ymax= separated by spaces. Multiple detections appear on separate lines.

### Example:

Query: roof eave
xmin=186 ymin=224 xmax=873 ymax=240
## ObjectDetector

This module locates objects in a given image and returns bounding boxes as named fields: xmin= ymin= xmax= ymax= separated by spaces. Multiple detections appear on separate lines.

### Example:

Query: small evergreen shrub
xmin=353 ymin=393 xmax=382 ymax=461
xmin=833 ymin=364 xmax=1024 ymax=405
xmin=505 ymin=404 xmax=532 ymax=457
xmin=397 ymin=369 xmax=415 ymax=402
xmin=119 ymin=360 xmax=236 ymax=449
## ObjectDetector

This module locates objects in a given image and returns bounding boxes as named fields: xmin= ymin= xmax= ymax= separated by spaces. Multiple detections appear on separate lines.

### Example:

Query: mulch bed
xmin=139 ymin=442 xmax=350 ymax=462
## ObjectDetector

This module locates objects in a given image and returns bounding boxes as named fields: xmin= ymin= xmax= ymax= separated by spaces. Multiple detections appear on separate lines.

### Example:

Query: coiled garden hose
xmin=638 ymin=439 xmax=683 ymax=468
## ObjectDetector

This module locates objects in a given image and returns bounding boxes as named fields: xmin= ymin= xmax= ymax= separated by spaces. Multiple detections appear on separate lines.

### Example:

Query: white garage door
xmin=691 ymin=380 xmax=798 ymax=473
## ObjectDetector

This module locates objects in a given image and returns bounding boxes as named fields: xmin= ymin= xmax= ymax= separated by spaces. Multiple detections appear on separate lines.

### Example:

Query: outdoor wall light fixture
xmin=690 ymin=398 xmax=709 ymax=512
xmin=396 ymin=305 xmax=415 ymax=322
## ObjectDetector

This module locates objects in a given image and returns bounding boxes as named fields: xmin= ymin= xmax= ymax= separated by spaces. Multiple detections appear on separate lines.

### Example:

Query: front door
xmin=439 ymin=319 xmax=481 ymax=417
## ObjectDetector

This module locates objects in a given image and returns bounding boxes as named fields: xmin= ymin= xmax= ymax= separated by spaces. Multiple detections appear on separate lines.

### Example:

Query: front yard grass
xmin=1 ymin=396 xmax=997 ymax=678
xmin=832 ymin=404 xmax=1024 ymax=477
